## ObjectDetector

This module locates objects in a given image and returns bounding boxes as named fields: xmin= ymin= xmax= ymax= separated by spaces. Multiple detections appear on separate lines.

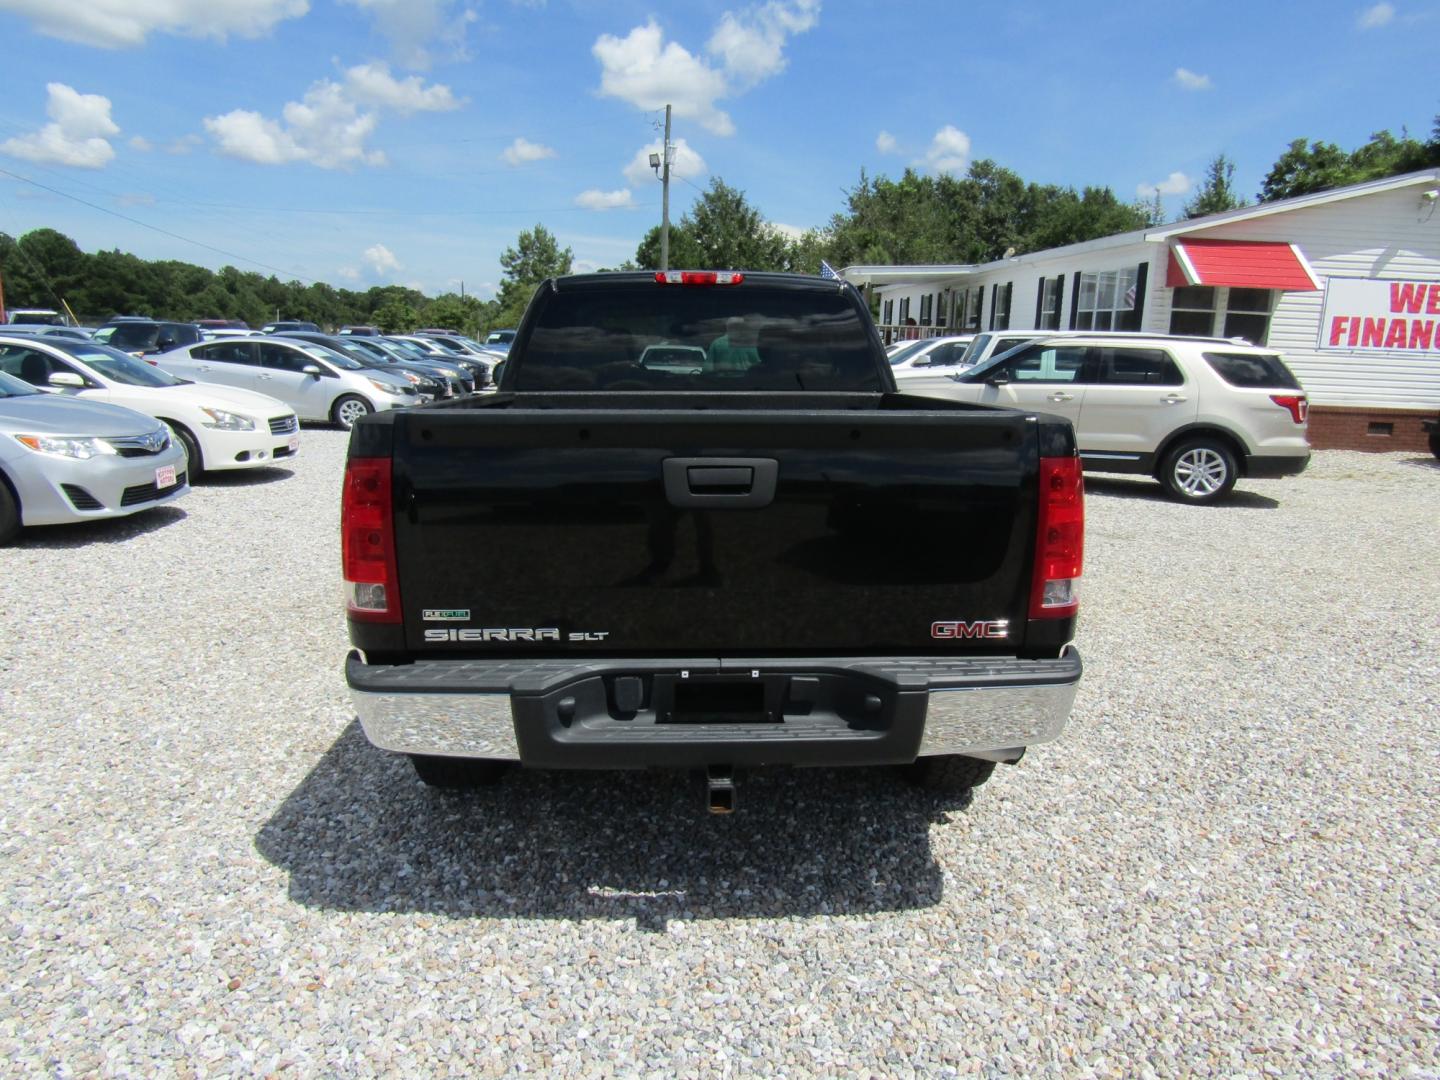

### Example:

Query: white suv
xmin=910 ymin=334 xmax=1310 ymax=504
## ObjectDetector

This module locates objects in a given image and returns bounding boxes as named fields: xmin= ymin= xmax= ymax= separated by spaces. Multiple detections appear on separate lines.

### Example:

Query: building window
xmin=1169 ymin=286 xmax=1216 ymax=336
xmin=1039 ymin=276 xmax=1063 ymax=330
xmin=936 ymin=292 xmax=948 ymax=328
xmin=899 ymin=297 xmax=910 ymax=324
xmin=1075 ymin=267 xmax=1139 ymax=331
xmin=919 ymin=293 xmax=933 ymax=326
xmin=1168 ymin=286 xmax=1273 ymax=344
xmin=989 ymin=282 xmax=1013 ymax=330
xmin=960 ymin=285 xmax=983 ymax=331
xmin=1223 ymin=288 xmax=1273 ymax=345
xmin=882 ymin=299 xmax=893 ymax=326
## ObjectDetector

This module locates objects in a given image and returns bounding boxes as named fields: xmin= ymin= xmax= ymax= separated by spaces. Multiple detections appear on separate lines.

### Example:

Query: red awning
xmin=1166 ymin=239 xmax=1321 ymax=291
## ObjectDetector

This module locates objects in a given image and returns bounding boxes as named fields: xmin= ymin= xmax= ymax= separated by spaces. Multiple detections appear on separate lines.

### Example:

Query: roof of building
xmin=843 ymin=167 xmax=1440 ymax=289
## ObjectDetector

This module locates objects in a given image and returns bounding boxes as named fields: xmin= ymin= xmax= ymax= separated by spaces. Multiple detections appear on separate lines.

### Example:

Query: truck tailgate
xmin=390 ymin=407 xmax=1038 ymax=657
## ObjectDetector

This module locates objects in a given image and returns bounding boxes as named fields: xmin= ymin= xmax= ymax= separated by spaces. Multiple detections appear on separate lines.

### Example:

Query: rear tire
xmin=409 ymin=755 xmax=508 ymax=789
xmin=903 ymin=754 xmax=996 ymax=794
xmin=332 ymin=394 xmax=373 ymax=430
xmin=1159 ymin=438 xmax=1238 ymax=504
xmin=166 ymin=422 xmax=203 ymax=477
xmin=0 ymin=481 xmax=19 ymax=545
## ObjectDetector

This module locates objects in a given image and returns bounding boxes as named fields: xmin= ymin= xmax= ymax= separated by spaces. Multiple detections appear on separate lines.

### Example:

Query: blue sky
xmin=0 ymin=0 xmax=1436 ymax=301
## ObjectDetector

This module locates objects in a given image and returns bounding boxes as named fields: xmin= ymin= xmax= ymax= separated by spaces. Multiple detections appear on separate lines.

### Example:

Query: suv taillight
xmin=1269 ymin=394 xmax=1308 ymax=424
xmin=342 ymin=457 xmax=401 ymax=622
xmin=1030 ymin=456 xmax=1084 ymax=620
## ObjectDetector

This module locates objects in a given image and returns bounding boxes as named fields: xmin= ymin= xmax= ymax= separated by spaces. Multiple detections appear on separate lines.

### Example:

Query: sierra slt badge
xmin=932 ymin=620 xmax=1010 ymax=640
xmin=425 ymin=628 xmax=611 ymax=643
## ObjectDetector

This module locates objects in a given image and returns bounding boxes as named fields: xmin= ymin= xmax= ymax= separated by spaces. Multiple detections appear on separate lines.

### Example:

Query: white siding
xmin=1174 ymin=186 xmax=1440 ymax=408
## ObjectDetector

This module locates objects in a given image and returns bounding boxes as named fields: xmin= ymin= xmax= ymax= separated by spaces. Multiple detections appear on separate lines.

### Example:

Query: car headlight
xmin=14 ymin=434 xmax=120 ymax=459
xmin=198 ymin=407 xmax=255 ymax=431
xmin=367 ymin=378 xmax=405 ymax=395
xmin=400 ymin=371 xmax=422 ymax=384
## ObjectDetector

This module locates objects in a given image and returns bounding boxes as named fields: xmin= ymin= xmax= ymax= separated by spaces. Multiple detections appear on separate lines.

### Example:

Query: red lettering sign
xmin=1391 ymin=282 xmax=1426 ymax=314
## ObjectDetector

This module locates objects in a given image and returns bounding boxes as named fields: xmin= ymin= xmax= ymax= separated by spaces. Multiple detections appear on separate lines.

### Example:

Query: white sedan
xmin=888 ymin=335 xmax=975 ymax=379
xmin=0 ymin=335 xmax=300 ymax=476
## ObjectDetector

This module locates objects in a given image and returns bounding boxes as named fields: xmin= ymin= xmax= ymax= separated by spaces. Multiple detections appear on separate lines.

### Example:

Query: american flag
xmin=819 ymin=260 xmax=841 ymax=280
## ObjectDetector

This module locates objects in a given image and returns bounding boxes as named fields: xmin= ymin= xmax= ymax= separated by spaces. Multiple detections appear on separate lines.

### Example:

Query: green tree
xmin=1183 ymin=155 xmax=1246 ymax=219
xmin=491 ymin=224 xmax=572 ymax=330
xmin=1259 ymin=121 xmax=1440 ymax=201
xmin=425 ymin=292 xmax=484 ymax=336
xmin=373 ymin=298 xmax=420 ymax=333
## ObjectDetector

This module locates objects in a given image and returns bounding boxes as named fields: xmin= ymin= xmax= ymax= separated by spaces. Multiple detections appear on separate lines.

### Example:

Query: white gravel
xmin=1 ymin=430 xmax=1438 ymax=1078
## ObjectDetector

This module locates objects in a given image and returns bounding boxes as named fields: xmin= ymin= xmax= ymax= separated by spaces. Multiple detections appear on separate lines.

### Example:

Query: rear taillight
xmin=342 ymin=456 xmax=401 ymax=622
xmin=1030 ymin=455 xmax=1084 ymax=620
xmin=1269 ymin=394 xmax=1308 ymax=424
xmin=654 ymin=271 xmax=744 ymax=286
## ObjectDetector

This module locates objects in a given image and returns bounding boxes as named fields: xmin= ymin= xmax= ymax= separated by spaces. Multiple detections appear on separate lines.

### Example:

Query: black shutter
xmin=1053 ymin=274 xmax=1065 ymax=330
xmin=1123 ymin=261 xmax=1150 ymax=331
xmin=976 ymin=285 xmax=984 ymax=330
xmin=1069 ymin=274 xmax=1083 ymax=329
xmin=1034 ymin=277 xmax=1046 ymax=328
xmin=989 ymin=283 xmax=998 ymax=330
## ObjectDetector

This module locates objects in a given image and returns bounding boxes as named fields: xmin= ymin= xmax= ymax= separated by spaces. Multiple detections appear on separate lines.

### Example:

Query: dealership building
xmin=845 ymin=168 xmax=1440 ymax=452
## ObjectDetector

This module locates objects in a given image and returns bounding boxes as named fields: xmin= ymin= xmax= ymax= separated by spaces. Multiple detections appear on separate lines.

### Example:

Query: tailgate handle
xmin=663 ymin=457 xmax=778 ymax=509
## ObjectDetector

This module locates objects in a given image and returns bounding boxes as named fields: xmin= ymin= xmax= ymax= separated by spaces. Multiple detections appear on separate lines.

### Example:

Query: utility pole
xmin=660 ymin=104 xmax=672 ymax=272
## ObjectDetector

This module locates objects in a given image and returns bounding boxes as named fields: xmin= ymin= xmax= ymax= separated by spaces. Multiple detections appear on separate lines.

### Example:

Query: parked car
xmin=2 ymin=308 xmax=67 ymax=326
xmin=195 ymin=319 xmax=249 ymax=331
xmin=0 ymin=369 xmax=187 ymax=544
xmin=260 ymin=320 xmax=321 ymax=334
xmin=0 ymin=325 xmax=94 ymax=341
xmin=339 ymin=326 xmax=381 ymax=336
xmin=909 ymin=333 xmax=1310 ymax=503
xmin=888 ymin=334 xmax=975 ymax=378
xmin=96 ymin=320 xmax=204 ymax=357
xmin=274 ymin=332 xmax=464 ymax=397
xmin=152 ymin=336 xmax=419 ymax=429
xmin=0 ymin=335 xmax=299 ymax=476
xmin=482 ymin=329 xmax=516 ymax=350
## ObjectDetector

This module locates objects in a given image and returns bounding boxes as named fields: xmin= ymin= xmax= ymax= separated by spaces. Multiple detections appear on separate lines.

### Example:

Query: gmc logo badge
xmin=932 ymin=620 xmax=1010 ymax=640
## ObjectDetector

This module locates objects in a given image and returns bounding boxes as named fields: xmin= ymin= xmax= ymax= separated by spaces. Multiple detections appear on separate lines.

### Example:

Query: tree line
xmin=4 ymin=116 xmax=1436 ymax=333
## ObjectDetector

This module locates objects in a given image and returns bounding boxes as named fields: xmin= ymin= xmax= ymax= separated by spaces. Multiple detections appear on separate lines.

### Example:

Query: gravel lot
xmin=1 ymin=430 xmax=1437 ymax=1078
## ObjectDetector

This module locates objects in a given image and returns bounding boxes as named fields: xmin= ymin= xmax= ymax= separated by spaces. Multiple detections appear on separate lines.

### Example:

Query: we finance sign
xmin=1319 ymin=278 xmax=1440 ymax=353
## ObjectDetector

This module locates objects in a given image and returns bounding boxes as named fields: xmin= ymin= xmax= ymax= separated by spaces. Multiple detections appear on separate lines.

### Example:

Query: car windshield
xmin=887 ymin=340 xmax=932 ymax=365
xmin=384 ymin=339 xmax=427 ymax=357
xmin=51 ymin=341 xmax=187 ymax=387
xmin=296 ymin=342 xmax=364 ymax=370
xmin=107 ymin=324 xmax=160 ymax=350
xmin=0 ymin=370 xmax=40 ymax=397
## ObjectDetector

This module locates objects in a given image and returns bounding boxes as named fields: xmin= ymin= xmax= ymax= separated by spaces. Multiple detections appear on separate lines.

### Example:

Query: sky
xmin=0 ymin=0 xmax=1436 ymax=302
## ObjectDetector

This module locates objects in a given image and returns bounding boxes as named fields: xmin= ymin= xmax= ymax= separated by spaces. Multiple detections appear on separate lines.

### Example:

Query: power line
xmin=0 ymin=165 xmax=315 ymax=281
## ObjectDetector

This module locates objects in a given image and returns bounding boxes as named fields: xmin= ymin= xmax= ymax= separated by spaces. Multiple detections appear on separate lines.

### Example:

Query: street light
xmin=648 ymin=152 xmax=661 ymax=170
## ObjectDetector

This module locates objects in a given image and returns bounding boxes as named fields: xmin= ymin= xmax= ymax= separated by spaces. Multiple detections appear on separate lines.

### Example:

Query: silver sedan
xmin=0 ymin=371 xmax=188 ymax=543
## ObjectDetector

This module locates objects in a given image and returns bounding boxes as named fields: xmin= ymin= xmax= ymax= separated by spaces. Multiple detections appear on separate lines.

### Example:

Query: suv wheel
xmin=902 ymin=754 xmax=996 ymax=794
xmin=1160 ymin=438 xmax=1238 ymax=504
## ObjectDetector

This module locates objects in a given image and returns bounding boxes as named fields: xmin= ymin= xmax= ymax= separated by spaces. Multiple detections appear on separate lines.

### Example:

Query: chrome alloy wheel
xmin=336 ymin=398 xmax=369 ymax=428
xmin=1173 ymin=446 xmax=1229 ymax=497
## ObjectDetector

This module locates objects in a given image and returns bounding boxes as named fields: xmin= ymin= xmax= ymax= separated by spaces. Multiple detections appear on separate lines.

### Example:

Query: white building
xmin=846 ymin=168 xmax=1440 ymax=452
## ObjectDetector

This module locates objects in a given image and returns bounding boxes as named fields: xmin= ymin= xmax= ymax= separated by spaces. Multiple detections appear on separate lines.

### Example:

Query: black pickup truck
xmin=343 ymin=271 xmax=1083 ymax=812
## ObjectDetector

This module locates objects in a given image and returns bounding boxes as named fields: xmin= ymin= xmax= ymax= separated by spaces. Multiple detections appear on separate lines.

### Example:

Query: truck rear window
xmin=1202 ymin=351 xmax=1302 ymax=389
xmin=514 ymin=285 xmax=883 ymax=391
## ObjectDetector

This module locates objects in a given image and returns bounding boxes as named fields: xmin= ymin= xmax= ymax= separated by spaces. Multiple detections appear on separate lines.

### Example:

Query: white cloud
xmin=0 ymin=83 xmax=119 ymax=169
xmin=166 ymin=134 xmax=203 ymax=154
xmin=1357 ymin=2 xmax=1394 ymax=28
xmin=128 ymin=135 xmax=153 ymax=151
xmin=916 ymin=125 xmax=970 ymax=176
xmin=575 ymin=188 xmax=636 ymax=210
xmin=0 ymin=0 xmax=308 ymax=48
xmin=875 ymin=130 xmax=897 ymax=154
xmin=343 ymin=62 xmax=460 ymax=113
xmin=501 ymin=137 xmax=556 ymax=166
xmin=767 ymin=221 xmax=806 ymax=242
xmin=1173 ymin=67 xmax=1213 ymax=91
xmin=594 ymin=21 xmax=734 ymax=135
xmin=622 ymin=137 xmax=707 ymax=185
xmin=203 ymin=66 xmax=454 ymax=169
xmin=337 ymin=266 xmax=360 ymax=281
xmin=364 ymin=243 xmax=401 ymax=274
xmin=707 ymin=0 xmax=820 ymax=85
xmin=338 ymin=0 xmax=475 ymax=69
xmin=594 ymin=4 xmax=820 ymax=136
xmin=205 ymin=81 xmax=385 ymax=169
xmin=1137 ymin=171 xmax=1193 ymax=198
